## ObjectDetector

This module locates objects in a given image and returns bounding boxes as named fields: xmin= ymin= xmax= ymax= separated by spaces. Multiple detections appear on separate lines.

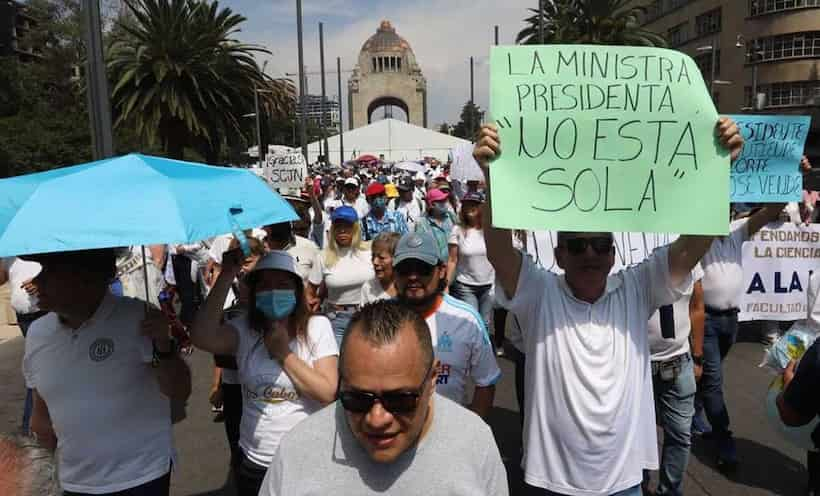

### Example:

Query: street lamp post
xmin=319 ymin=22 xmax=329 ymax=165
xmin=253 ymin=88 xmax=262 ymax=168
xmin=538 ymin=0 xmax=544 ymax=44
xmin=337 ymin=56 xmax=345 ymax=166
xmin=296 ymin=0 xmax=308 ymax=160
xmin=81 ymin=0 xmax=114 ymax=160
xmin=736 ymin=34 xmax=765 ymax=111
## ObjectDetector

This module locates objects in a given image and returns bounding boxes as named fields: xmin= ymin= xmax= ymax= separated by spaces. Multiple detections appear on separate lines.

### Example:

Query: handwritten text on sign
xmin=264 ymin=146 xmax=307 ymax=189
xmin=739 ymin=222 xmax=820 ymax=321
xmin=489 ymin=45 xmax=729 ymax=235
xmin=729 ymin=115 xmax=810 ymax=203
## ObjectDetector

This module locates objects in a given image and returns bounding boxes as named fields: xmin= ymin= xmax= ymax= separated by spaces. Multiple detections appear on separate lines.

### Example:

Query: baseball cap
xmin=397 ymin=176 xmax=414 ymax=191
xmin=249 ymin=250 xmax=300 ymax=280
xmin=426 ymin=188 xmax=448 ymax=203
xmin=393 ymin=232 xmax=441 ymax=267
xmin=365 ymin=182 xmax=386 ymax=197
xmin=462 ymin=191 xmax=486 ymax=204
xmin=331 ymin=205 xmax=359 ymax=224
xmin=385 ymin=183 xmax=399 ymax=198
xmin=344 ymin=177 xmax=360 ymax=187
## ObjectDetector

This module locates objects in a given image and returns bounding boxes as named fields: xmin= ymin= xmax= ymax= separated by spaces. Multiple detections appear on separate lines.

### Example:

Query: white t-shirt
xmin=426 ymin=295 xmax=502 ymax=405
xmin=448 ymin=226 xmax=495 ymax=286
xmin=326 ymin=196 xmax=370 ymax=219
xmin=647 ymin=265 xmax=704 ymax=361
xmin=309 ymin=248 xmax=374 ymax=306
xmin=1 ymin=257 xmax=41 ymax=314
xmin=806 ymin=271 xmax=820 ymax=331
xmin=288 ymin=236 xmax=321 ymax=281
xmin=395 ymin=198 xmax=424 ymax=232
xmin=359 ymin=278 xmax=392 ymax=306
xmin=700 ymin=219 xmax=749 ymax=310
xmin=231 ymin=314 xmax=338 ymax=467
xmin=498 ymin=248 xmax=690 ymax=495
xmin=22 ymin=294 xmax=174 ymax=494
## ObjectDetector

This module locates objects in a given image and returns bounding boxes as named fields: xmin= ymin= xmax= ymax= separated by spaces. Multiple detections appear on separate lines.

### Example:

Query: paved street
xmin=0 ymin=324 xmax=810 ymax=495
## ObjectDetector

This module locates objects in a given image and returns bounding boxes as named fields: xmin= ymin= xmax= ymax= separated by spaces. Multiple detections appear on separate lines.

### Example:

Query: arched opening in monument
xmin=367 ymin=96 xmax=409 ymax=124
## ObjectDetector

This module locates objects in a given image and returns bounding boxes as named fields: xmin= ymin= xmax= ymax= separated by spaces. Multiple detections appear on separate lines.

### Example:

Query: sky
xmin=219 ymin=0 xmax=533 ymax=130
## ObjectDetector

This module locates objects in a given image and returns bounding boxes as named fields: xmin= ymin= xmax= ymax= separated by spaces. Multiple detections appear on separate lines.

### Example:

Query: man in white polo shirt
xmin=22 ymin=249 xmax=191 ymax=496
xmin=694 ymin=203 xmax=784 ymax=470
xmin=393 ymin=231 xmax=501 ymax=419
xmin=473 ymin=118 xmax=744 ymax=496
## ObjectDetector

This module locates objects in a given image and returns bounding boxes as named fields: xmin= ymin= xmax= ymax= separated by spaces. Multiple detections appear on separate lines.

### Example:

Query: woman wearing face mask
xmin=360 ymin=231 xmax=400 ymax=305
xmin=190 ymin=249 xmax=338 ymax=496
xmin=307 ymin=206 xmax=374 ymax=345
xmin=362 ymin=182 xmax=408 ymax=241
xmin=414 ymin=188 xmax=457 ymax=265
xmin=446 ymin=192 xmax=495 ymax=330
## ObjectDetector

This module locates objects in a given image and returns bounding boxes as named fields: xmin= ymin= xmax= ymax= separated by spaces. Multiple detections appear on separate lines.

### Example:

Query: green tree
xmin=516 ymin=0 xmax=666 ymax=47
xmin=452 ymin=102 xmax=484 ymax=141
xmin=437 ymin=122 xmax=452 ymax=135
xmin=107 ymin=0 xmax=294 ymax=162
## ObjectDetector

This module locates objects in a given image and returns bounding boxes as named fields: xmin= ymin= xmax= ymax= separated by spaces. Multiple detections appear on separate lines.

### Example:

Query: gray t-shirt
xmin=259 ymin=394 xmax=509 ymax=496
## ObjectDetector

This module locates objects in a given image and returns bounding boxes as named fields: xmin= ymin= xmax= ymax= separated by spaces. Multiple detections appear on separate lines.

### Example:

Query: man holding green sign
xmin=477 ymin=44 xmax=744 ymax=496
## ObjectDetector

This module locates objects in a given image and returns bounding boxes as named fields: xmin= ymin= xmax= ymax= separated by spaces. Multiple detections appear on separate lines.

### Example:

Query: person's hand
xmin=140 ymin=307 xmax=171 ymax=348
xmin=716 ymin=117 xmax=744 ymax=162
xmin=694 ymin=362 xmax=703 ymax=382
xmin=473 ymin=124 xmax=501 ymax=172
xmin=800 ymin=155 xmax=812 ymax=174
xmin=20 ymin=278 xmax=38 ymax=297
xmin=264 ymin=319 xmax=292 ymax=362
xmin=209 ymin=385 xmax=223 ymax=409
xmin=783 ymin=359 xmax=798 ymax=390
xmin=220 ymin=247 xmax=245 ymax=278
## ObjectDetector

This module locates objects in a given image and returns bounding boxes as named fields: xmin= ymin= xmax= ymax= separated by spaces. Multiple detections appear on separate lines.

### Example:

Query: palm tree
xmin=516 ymin=0 xmax=667 ymax=48
xmin=108 ymin=0 xmax=294 ymax=162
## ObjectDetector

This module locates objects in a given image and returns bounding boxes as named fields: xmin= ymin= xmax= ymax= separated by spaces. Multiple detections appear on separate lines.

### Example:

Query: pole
xmin=254 ymin=88 xmax=262 ymax=168
xmin=81 ymin=0 xmax=114 ymax=159
xmin=494 ymin=25 xmax=499 ymax=45
xmin=538 ymin=0 xmax=544 ymax=44
xmin=319 ymin=22 xmax=329 ymax=164
xmin=296 ymin=0 xmax=308 ymax=160
xmin=337 ymin=56 xmax=345 ymax=166
xmin=709 ymin=45 xmax=716 ymax=101
xmin=470 ymin=56 xmax=475 ymax=138
xmin=751 ymin=41 xmax=760 ymax=110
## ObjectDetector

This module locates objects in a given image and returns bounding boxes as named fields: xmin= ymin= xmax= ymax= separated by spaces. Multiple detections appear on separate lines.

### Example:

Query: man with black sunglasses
xmin=473 ymin=118 xmax=745 ymax=496
xmin=392 ymin=232 xmax=501 ymax=419
xmin=258 ymin=300 xmax=508 ymax=496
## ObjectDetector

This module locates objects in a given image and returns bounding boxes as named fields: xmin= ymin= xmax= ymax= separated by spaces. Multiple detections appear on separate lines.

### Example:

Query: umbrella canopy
xmin=356 ymin=154 xmax=379 ymax=163
xmin=0 ymin=154 xmax=298 ymax=257
xmin=395 ymin=161 xmax=426 ymax=174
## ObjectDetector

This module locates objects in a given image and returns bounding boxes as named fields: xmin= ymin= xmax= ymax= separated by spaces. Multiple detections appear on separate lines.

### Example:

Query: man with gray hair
xmin=259 ymin=299 xmax=508 ymax=496
xmin=0 ymin=433 xmax=60 ymax=496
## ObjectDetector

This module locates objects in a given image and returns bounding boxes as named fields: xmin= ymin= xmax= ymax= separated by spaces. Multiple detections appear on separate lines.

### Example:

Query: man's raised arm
xmin=474 ymin=124 xmax=522 ymax=300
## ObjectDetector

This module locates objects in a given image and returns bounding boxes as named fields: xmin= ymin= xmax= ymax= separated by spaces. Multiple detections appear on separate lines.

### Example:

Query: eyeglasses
xmin=561 ymin=237 xmax=613 ymax=256
xmin=395 ymin=260 xmax=435 ymax=277
xmin=338 ymin=360 xmax=434 ymax=415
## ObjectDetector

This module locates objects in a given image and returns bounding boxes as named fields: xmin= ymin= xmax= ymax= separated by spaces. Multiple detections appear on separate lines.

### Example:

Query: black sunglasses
xmin=395 ymin=260 xmax=435 ymax=277
xmin=338 ymin=361 xmax=434 ymax=415
xmin=561 ymin=237 xmax=613 ymax=256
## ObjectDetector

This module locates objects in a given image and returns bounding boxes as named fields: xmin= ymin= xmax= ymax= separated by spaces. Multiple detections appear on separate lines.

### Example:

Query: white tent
xmin=307 ymin=118 xmax=471 ymax=164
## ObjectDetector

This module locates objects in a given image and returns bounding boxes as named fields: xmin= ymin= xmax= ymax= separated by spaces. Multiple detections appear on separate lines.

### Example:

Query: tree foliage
xmin=451 ymin=102 xmax=484 ymax=141
xmin=516 ymin=0 xmax=667 ymax=47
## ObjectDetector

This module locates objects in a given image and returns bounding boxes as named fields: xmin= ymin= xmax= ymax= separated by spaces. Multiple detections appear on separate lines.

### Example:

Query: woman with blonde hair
xmin=307 ymin=206 xmax=374 ymax=344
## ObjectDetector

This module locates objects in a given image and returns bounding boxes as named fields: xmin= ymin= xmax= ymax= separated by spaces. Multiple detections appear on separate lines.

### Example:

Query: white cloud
xmin=240 ymin=0 xmax=532 ymax=131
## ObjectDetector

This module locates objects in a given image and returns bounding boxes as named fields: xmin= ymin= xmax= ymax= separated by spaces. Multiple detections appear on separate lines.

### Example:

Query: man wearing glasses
xmin=258 ymin=300 xmax=508 ymax=496
xmin=473 ymin=119 xmax=744 ymax=496
xmin=392 ymin=232 xmax=501 ymax=419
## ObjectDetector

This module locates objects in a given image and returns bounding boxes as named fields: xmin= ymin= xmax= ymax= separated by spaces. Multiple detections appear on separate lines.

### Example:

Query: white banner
xmin=525 ymin=231 xmax=678 ymax=274
xmin=263 ymin=146 xmax=307 ymax=189
xmin=739 ymin=223 xmax=820 ymax=321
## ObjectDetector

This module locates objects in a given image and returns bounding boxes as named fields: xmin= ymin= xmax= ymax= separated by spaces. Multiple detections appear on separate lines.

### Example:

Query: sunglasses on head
xmin=561 ymin=237 xmax=613 ymax=256
xmin=395 ymin=260 xmax=435 ymax=277
xmin=338 ymin=361 xmax=434 ymax=415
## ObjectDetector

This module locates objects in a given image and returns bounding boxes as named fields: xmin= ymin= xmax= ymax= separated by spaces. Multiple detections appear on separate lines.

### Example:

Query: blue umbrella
xmin=0 ymin=154 xmax=298 ymax=257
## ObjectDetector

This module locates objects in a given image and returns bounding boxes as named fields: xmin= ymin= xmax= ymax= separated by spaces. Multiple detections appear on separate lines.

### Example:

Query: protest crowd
xmin=1 ymin=112 xmax=820 ymax=496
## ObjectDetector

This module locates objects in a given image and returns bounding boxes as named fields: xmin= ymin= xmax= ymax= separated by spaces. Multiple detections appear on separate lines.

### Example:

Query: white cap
xmin=250 ymin=250 xmax=300 ymax=279
xmin=344 ymin=177 xmax=360 ymax=187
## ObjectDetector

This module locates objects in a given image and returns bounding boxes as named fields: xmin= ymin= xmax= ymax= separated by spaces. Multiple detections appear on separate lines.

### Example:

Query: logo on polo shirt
xmin=437 ymin=331 xmax=453 ymax=353
xmin=89 ymin=338 xmax=115 ymax=362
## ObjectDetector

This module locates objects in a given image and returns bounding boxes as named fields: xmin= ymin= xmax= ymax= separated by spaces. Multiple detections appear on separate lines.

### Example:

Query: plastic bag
xmin=759 ymin=323 xmax=818 ymax=373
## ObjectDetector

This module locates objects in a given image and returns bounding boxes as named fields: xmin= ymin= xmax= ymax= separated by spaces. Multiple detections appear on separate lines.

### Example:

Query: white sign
xmin=264 ymin=146 xmax=307 ymax=189
xmin=450 ymin=143 xmax=484 ymax=183
xmin=526 ymin=230 xmax=678 ymax=274
xmin=739 ymin=223 xmax=820 ymax=321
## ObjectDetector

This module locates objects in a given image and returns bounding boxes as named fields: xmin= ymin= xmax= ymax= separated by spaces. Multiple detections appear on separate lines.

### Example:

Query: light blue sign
xmin=729 ymin=114 xmax=811 ymax=203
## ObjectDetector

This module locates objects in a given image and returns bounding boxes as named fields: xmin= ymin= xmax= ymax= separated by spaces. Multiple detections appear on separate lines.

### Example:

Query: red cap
xmin=365 ymin=182 xmax=386 ymax=197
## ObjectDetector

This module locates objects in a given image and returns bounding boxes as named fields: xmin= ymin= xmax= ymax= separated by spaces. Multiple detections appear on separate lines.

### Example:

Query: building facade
xmin=295 ymin=94 xmax=341 ymax=133
xmin=638 ymin=0 xmax=819 ymax=157
xmin=0 ymin=0 xmax=41 ymax=62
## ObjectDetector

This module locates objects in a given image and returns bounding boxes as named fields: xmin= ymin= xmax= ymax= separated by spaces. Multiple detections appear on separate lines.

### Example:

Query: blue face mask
xmin=255 ymin=289 xmax=298 ymax=320
xmin=372 ymin=196 xmax=387 ymax=210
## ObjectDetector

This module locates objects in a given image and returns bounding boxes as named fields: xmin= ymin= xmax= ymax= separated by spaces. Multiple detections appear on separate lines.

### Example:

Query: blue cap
xmin=393 ymin=232 xmax=440 ymax=267
xmin=331 ymin=205 xmax=358 ymax=224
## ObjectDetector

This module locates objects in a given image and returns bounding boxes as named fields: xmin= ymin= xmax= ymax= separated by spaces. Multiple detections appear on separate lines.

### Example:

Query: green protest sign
xmin=489 ymin=45 xmax=729 ymax=235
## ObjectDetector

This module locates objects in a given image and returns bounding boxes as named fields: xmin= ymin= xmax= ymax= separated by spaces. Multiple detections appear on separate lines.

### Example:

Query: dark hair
xmin=458 ymin=200 xmax=483 ymax=229
xmin=246 ymin=271 xmax=312 ymax=343
xmin=555 ymin=231 xmax=614 ymax=247
xmin=340 ymin=300 xmax=433 ymax=375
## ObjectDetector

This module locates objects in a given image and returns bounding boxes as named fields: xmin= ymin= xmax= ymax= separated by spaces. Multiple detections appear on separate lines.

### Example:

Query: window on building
xmin=755 ymin=80 xmax=820 ymax=107
xmin=749 ymin=0 xmax=820 ymax=16
xmin=397 ymin=57 xmax=402 ymax=71
xmin=667 ymin=22 xmax=689 ymax=47
xmin=694 ymin=50 xmax=721 ymax=79
xmin=372 ymin=58 xmax=377 ymax=72
xmin=751 ymin=31 xmax=820 ymax=62
xmin=695 ymin=8 xmax=721 ymax=37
